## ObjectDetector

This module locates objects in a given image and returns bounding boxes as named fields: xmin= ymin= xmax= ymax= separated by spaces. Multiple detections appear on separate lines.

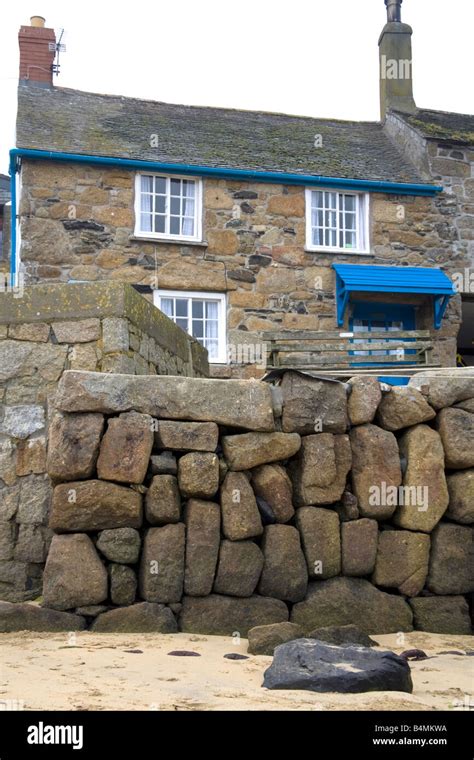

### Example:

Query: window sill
xmin=131 ymin=235 xmax=208 ymax=247
xmin=305 ymin=247 xmax=374 ymax=256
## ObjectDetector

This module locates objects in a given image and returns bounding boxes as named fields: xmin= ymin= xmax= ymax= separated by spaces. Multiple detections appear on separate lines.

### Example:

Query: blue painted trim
xmin=335 ymin=271 xmax=348 ymax=327
xmin=9 ymin=148 xmax=442 ymax=195
xmin=433 ymin=294 xmax=450 ymax=329
xmin=379 ymin=377 xmax=410 ymax=385
xmin=333 ymin=263 xmax=456 ymax=329
xmin=8 ymin=153 xmax=18 ymax=288
xmin=349 ymin=302 xmax=416 ymax=367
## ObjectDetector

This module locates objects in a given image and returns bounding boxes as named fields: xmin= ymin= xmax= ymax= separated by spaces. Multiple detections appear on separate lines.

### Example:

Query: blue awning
xmin=332 ymin=264 xmax=456 ymax=329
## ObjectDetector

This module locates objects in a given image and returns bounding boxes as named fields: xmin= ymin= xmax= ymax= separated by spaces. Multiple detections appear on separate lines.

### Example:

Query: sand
xmin=0 ymin=630 xmax=472 ymax=711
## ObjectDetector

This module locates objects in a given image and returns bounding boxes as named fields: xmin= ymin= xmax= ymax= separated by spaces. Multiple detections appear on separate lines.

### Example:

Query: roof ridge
xmin=18 ymin=82 xmax=382 ymax=126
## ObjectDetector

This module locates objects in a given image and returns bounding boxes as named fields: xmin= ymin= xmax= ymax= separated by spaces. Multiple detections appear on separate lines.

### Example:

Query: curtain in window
xmin=205 ymin=301 xmax=219 ymax=359
xmin=182 ymin=181 xmax=195 ymax=236
xmin=140 ymin=190 xmax=153 ymax=232
xmin=160 ymin=298 xmax=174 ymax=318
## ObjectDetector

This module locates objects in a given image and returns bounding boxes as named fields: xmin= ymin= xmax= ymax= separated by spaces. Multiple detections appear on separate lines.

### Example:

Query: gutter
xmin=9 ymin=147 xmax=443 ymax=284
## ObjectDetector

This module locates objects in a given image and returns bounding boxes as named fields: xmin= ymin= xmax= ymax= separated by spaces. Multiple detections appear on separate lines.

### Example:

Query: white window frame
xmin=134 ymin=173 xmax=203 ymax=242
xmin=305 ymin=188 xmax=370 ymax=254
xmin=154 ymin=289 xmax=227 ymax=364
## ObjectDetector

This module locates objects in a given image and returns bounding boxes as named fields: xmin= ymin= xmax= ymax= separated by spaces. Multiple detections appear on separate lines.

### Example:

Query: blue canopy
xmin=332 ymin=264 xmax=456 ymax=329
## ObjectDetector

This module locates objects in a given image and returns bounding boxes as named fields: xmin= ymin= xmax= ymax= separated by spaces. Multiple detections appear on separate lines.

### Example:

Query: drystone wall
xmin=0 ymin=282 xmax=208 ymax=602
xmin=4 ymin=369 xmax=472 ymax=637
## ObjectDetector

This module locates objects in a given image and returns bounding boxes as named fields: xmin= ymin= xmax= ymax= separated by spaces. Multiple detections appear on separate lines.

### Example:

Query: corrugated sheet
xmin=332 ymin=264 xmax=456 ymax=295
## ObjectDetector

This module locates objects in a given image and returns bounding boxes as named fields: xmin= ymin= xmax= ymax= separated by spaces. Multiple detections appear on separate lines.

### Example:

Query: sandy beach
xmin=0 ymin=630 xmax=472 ymax=711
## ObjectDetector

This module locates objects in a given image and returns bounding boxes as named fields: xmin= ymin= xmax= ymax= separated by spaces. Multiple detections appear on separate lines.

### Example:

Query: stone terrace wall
xmin=10 ymin=369 xmax=472 ymax=637
xmin=0 ymin=283 xmax=208 ymax=602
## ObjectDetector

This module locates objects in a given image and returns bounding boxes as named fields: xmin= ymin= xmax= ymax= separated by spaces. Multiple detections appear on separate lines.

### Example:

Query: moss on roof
xmin=394 ymin=108 xmax=474 ymax=144
xmin=16 ymin=84 xmax=428 ymax=184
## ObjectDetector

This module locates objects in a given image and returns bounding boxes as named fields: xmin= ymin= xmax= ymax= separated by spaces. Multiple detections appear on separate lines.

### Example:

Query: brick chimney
xmin=19 ymin=16 xmax=56 ymax=86
xmin=379 ymin=0 xmax=416 ymax=119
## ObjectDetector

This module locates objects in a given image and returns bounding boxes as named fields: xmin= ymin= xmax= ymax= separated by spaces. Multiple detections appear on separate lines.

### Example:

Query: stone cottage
xmin=8 ymin=4 xmax=474 ymax=377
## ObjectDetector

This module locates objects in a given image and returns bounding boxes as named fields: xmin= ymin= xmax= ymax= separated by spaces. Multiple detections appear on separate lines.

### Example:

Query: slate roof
xmin=393 ymin=108 xmax=474 ymax=145
xmin=16 ymin=84 xmax=428 ymax=184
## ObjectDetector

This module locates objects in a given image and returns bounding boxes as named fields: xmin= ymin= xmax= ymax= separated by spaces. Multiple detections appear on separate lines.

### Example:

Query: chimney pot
xmin=379 ymin=4 xmax=416 ymax=120
xmin=30 ymin=16 xmax=46 ymax=28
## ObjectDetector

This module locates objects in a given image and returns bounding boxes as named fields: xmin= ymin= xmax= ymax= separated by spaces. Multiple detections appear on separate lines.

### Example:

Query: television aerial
xmin=49 ymin=29 xmax=66 ymax=76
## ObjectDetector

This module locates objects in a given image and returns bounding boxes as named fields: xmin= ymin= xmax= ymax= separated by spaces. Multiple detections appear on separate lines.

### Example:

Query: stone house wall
xmin=385 ymin=113 xmax=474 ymax=277
xmin=16 ymin=160 xmax=465 ymax=377
xmin=0 ymin=282 xmax=208 ymax=602
xmin=3 ymin=369 xmax=472 ymax=636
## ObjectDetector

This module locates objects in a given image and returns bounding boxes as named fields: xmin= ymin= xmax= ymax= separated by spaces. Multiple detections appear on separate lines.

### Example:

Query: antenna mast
xmin=49 ymin=29 xmax=66 ymax=76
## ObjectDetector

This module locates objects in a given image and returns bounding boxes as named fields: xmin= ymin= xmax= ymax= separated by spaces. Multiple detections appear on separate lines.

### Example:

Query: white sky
xmin=1 ymin=0 xmax=473 ymax=174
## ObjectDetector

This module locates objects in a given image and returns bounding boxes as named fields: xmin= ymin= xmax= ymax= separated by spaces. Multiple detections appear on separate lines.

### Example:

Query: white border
xmin=305 ymin=187 xmax=370 ymax=254
xmin=134 ymin=173 xmax=203 ymax=242
xmin=153 ymin=289 xmax=227 ymax=364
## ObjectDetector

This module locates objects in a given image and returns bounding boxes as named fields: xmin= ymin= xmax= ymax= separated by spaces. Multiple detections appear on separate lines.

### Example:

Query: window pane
xmin=155 ymin=177 xmax=166 ymax=194
xmin=206 ymin=340 xmax=219 ymax=360
xmin=170 ymin=178 xmax=181 ymax=196
xmin=141 ymin=175 xmax=153 ymax=192
xmin=160 ymin=298 xmax=174 ymax=317
xmin=170 ymin=197 xmax=181 ymax=215
xmin=176 ymin=318 xmax=188 ymax=332
xmin=183 ymin=180 xmax=195 ymax=198
xmin=175 ymin=299 xmax=188 ymax=318
xmin=192 ymin=300 xmax=203 ymax=318
xmin=327 ymin=192 xmax=337 ymax=209
xmin=170 ymin=216 xmax=180 ymax=235
xmin=182 ymin=218 xmax=194 ymax=236
xmin=313 ymin=191 xmax=323 ymax=208
xmin=154 ymin=215 xmax=166 ymax=233
xmin=206 ymin=301 xmax=219 ymax=320
xmin=344 ymin=231 xmax=356 ymax=248
xmin=154 ymin=196 xmax=166 ymax=214
xmin=140 ymin=213 xmax=152 ymax=232
xmin=345 ymin=213 xmax=356 ymax=230
xmin=344 ymin=195 xmax=356 ymax=211
xmin=192 ymin=320 xmax=204 ymax=339
xmin=183 ymin=199 xmax=195 ymax=217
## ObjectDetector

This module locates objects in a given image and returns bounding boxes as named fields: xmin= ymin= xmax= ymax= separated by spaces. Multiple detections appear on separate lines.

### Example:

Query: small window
xmin=154 ymin=290 xmax=227 ymax=363
xmin=306 ymin=189 xmax=369 ymax=253
xmin=135 ymin=174 xmax=202 ymax=241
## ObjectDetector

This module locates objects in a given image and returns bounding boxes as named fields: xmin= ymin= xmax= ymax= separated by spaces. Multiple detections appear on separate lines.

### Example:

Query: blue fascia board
xmin=9 ymin=148 xmax=442 ymax=196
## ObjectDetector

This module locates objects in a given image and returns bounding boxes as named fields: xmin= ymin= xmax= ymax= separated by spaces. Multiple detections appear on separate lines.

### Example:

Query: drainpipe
xmin=8 ymin=152 xmax=18 ymax=289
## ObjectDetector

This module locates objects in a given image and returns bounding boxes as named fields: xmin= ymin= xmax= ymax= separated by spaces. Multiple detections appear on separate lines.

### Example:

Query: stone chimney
xmin=19 ymin=16 xmax=56 ymax=86
xmin=379 ymin=0 xmax=416 ymax=119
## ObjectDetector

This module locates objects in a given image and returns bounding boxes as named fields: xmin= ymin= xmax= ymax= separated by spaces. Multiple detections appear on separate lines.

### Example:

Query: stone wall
xmin=0 ymin=282 xmax=208 ymax=602
xmin=5 ymin=368 xmax=472 ymax=636
xmin=17 ymin=160 xmax=463 ymax=377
